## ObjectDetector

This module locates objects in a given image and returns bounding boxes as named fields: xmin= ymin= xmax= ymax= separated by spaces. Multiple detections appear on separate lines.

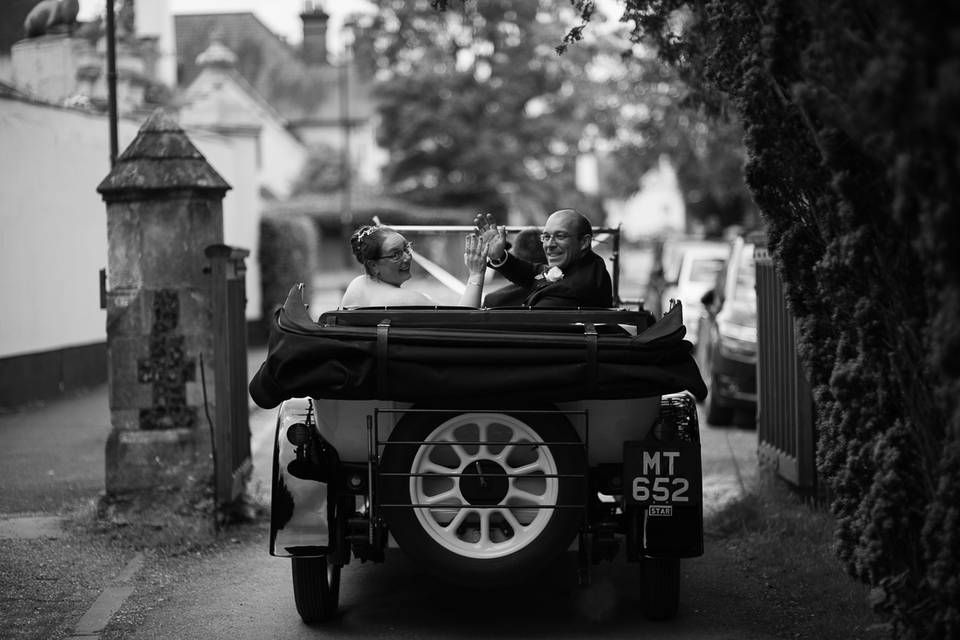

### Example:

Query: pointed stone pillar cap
xmin=97 ymin=108 xmax=232 ymax=201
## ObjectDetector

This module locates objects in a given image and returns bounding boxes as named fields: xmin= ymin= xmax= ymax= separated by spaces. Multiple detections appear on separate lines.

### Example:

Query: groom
xmin=476 ymin=209 xmax=613 ymax=308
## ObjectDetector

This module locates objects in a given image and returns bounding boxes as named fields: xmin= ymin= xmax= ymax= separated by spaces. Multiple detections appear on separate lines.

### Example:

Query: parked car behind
xmin=695 ymin=233 xmax=758 ymax=426
xmin=660 ymin=242 xmax=728 ymax=345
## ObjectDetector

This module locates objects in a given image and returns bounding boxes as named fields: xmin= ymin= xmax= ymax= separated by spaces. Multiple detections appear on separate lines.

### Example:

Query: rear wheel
xmin=380 ymin=407 xmax=586 ymax=587
xmin=291 ymin=489 xmax=348 ymax=623
xmin=640 ymin=556 xmax=681 ymax=620
xmin=292 ymin=556 xmax=340 ymax=623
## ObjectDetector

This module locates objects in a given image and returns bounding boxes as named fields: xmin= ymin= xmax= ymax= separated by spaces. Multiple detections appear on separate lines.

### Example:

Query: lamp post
xmin=338 ymin=24 xmax=354 ymax=265
xmin=105 ymin=0 xmax=118 ymax=166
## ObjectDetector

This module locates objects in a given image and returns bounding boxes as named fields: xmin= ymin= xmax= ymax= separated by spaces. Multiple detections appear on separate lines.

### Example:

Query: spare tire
xmin=379 ymin=406 xmax=586 ymax=587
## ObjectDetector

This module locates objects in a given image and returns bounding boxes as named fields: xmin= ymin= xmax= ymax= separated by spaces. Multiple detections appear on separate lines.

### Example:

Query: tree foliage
xmin=359 ymin=0 xmax=753 ymax=226
xmin=291 ymin=144 xmax=355 ymax=196
xmin=541 ymin=0 xmax=959 ymax=636
xmin=352 ymin=0 xmax=586 ymax=215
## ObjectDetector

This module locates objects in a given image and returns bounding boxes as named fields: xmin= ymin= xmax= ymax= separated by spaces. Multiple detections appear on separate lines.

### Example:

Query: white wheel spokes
xmin=506 ymin=485 xmax=545 ymax=503
xmin=500 ymin=506 xmax=524 ymax=533
xmin=443 ymin=507 xmax=470 ymax=532
xmin=409 ymin=413 xmax=563 ymax=559
xmin=444 ymin=441 xmax=472 ymax=465
xmin=479 ymin=509 xmax=491 ymax=544
xmin=507 ymin=459 xmax=547 ymax=477
xmin=420 ymin=460 xmax=457 ymax=475
xmin=423 ymin=488 xmax=461 ymax=505
xmin=475 ymin=417 xmax=490 ymax=457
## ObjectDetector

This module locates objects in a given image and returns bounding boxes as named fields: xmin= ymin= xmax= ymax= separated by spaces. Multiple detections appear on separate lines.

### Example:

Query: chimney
xmin=300 ymin=1 xmax=329 ymax=66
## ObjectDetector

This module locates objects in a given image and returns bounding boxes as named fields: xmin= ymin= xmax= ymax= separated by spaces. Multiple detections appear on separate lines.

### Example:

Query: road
xmin=112 ymin=401 xmax=762 ymax=640
xmin=0 ymin=348 xmax=764 ymax=640
xmin=100 ymin=405 xmax=767 ymax=640
xmin=108 ymin=532 xmax=783 ymax=640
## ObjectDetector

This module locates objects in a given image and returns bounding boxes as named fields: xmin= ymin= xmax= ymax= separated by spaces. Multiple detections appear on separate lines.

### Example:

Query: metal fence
xmin=206 ymin=244 xmax=252 ymax=505
xmin=754 ymin=241 xmax=816 ymax=490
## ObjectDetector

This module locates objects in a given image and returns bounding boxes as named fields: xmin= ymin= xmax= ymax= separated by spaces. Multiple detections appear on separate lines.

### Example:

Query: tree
xmin=351 ymin=0 xmax=591 ymax=216
xmin=524 ymin=1 xmax=959 ymax=636
xmin=291 ymin=143 xmax=355 ymax=195
xmin=358 ymin=0 xmax=754 ymax=227
xmin=591 ymin=58 xmax=755 ymax=230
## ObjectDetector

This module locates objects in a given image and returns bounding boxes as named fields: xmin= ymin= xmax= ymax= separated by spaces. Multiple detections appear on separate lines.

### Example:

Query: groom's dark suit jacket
xmin=486 ymin=250 xmax=613 ymax=308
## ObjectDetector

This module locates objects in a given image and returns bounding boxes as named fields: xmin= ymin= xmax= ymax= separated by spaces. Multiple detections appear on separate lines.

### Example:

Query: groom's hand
xmin=473 ymin=213 xmax=507 ymax=262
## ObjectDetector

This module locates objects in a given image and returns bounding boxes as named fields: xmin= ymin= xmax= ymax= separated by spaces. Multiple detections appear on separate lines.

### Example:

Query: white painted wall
xmin=0 ymin=97 xmax=262 ymax=360
xmin=186 ymin=124 xmax=262 ymax=322
xmin=258 ymin=114 xmax=309 ymax=199
xmin=0 ymin=99 xmax=132 ymax=359
xmin=179 ymin=67 xmax=307 ymax=200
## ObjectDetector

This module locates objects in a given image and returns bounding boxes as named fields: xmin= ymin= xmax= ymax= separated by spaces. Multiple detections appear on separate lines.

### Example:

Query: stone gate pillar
xmin=96 ymin=109 xmax=231 ymax=496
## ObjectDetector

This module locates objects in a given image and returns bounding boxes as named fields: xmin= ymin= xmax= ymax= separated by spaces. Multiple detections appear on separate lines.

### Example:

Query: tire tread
xmin=292 ymin=556 xmax=341 ymax=623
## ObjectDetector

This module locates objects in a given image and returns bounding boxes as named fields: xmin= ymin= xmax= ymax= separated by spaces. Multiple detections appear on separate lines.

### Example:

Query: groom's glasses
xmin=376 ymin=242 xmax=413 ymax=263
xmin=539 ymin=232 xmax=576 ymax=243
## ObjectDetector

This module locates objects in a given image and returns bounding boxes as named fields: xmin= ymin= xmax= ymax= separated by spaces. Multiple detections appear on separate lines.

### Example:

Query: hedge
xmin=259 ymin=214 xmax=320 ymax=325
xmin=550 ymin=1 xmax=959 ymax=637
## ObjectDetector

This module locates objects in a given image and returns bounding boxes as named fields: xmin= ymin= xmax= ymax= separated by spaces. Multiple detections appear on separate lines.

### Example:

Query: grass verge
xmin=704 ymin=468 xmax=891 ymax=639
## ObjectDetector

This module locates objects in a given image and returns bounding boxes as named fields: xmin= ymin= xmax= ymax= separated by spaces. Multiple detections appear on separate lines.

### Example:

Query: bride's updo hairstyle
xmin=350 ymin=225 xmax=390 ymax=273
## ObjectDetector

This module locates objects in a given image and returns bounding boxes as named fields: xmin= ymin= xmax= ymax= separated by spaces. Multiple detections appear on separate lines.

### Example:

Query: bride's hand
xmin=464 ymin=234 xmax=489 ymax=275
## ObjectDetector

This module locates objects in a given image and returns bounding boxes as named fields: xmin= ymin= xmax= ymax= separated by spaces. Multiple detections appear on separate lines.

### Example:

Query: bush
xmin=259 ymin=214 xmax=319 ymax=323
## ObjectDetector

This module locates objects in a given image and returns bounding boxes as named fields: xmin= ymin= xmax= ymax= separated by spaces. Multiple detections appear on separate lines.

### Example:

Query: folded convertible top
xmin=249 ymin=286 xmax=707 ymax=409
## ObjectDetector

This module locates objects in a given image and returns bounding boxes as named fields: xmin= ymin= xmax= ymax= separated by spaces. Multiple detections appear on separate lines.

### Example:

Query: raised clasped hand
xmin=463 ymin=233 xmax=490 ymax=274
xmin=473 ymin=213 xmax=507 ymax=262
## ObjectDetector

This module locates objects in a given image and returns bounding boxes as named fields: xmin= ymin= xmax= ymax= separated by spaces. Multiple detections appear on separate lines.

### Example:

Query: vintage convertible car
xmin=249 ymin=227 xmax=707 ymax=624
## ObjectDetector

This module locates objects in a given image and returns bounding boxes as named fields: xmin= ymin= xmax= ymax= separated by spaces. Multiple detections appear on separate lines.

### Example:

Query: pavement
xmin=0 ymin=344 xmax=758 ymax=640
xmin=0 ymin=346 xmax=269 ymax=514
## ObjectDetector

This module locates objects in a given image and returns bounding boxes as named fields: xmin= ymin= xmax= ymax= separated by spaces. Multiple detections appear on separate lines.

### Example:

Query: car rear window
xmin=689 ymin=258 xmax=724 ymax=283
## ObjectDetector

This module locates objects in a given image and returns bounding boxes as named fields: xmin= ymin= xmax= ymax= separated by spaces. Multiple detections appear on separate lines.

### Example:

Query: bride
xmin=340 ymin=224 xmax=489 ymax=308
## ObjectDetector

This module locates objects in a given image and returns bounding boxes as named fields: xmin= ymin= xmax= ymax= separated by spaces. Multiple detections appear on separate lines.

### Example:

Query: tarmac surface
xmin=0 ymin=345 xmax=760 ymax=640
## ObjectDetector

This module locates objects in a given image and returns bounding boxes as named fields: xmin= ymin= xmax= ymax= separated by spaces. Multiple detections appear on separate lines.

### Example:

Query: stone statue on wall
xmin=23 ymin=0 xmax=80 ymax=38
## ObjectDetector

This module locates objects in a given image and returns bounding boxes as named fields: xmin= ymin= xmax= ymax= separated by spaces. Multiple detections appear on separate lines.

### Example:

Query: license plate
xmin=623 ymin=441 xmax=702 ymax=505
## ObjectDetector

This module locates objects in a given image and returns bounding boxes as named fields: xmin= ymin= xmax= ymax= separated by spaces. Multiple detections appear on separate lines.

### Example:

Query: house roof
xmin=177 ymin=61 xmax=297 ymax=139
xmin=175 ymin=13 xmax=298 ymax=88
xmin=174 ymin=12 xmax=373 ymax=126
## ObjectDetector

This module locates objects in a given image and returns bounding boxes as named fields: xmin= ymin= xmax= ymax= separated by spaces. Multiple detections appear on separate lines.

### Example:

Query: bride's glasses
xmin=376 ymin=242 xmax=413 ymax=263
